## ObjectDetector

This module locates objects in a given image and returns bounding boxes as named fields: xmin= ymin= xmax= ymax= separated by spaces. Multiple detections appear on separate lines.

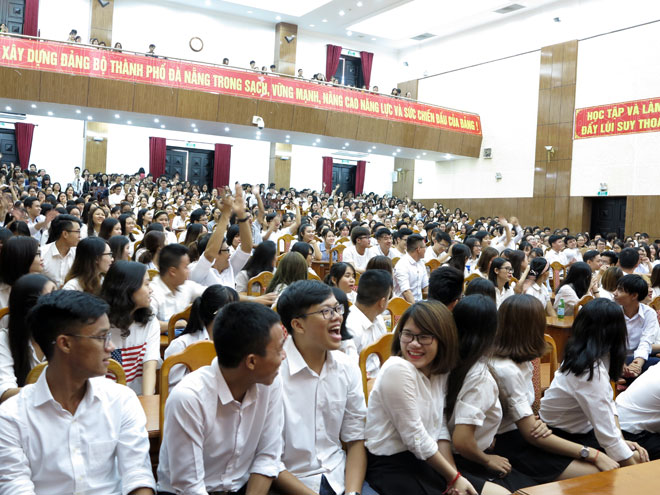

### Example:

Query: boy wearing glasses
xmin=0 ymin=291 xmax=156 ymax=495
xmin=41 ymin=214 xmax=82 ymax=287
xmin=275 ymin=280 xmax=368 ymax=495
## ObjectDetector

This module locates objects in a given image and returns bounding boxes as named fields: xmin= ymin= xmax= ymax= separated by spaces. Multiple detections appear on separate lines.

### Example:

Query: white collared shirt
xmin=189 ymin=249 xmax=251 ymax=289
xmin=488 ymin=357 xmax=535 ymax=433
xmin=495 ymin=284 xmax=515 ymax=309
xmin=393 ymin=253 xmax=429 ymax=301
xmin=343 ymin=245 xmax=371 ymax=271
xmin=368 ymin=244 xmax=395 ymax=260
xmin=448 ymin=360 xmax=502 ymax=452
xmin=157 ymin=359 xmax=283 ymax=494
xmin=545 ymin=249 xmax=568 ymax=267
xmin=365 ymin=357 xmax=450 ymax=460
xmin=617 ymin=362 xmax=660 ymax=434
xmin=42 ymin=242 xmax=76 ymax=288
xmin=163 ymin=329 xmax=210 ymax=391
xmin=279 ymin=338 xmax=366 ymax=495
xmin=0 ymin=329 xmax=45 ymax=399
xmin=27 ymin=214 xmax=45 ymax=242
xmin=0 ymin=371 xmax=155 ymax=495
xmin=149 ymin=277 xmax=205 ymax=323
xmin=526 ymin=282 xmax=551 ymax=308
xmin=623 ymin=303 xmax=659 ymax=360
xmin=345 ymin=305 xmax=387 ymax=377
xmin=554 ymin=284 xmax=580 ymax=316
xmin=540 ymin=360 xmax=634 ymax=462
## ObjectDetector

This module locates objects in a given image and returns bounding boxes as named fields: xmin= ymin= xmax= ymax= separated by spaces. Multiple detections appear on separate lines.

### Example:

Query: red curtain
xmin=360 ymin=51 xmax=374 ymax=89
xmin=326 ymin=44 xmax=342 ymax=81
xmin=148 ymin=137 xmax=166 ymax=178
xmin=355 ymin=160 xmax=366 ymax=195
xmin=23 ymin=0 xmax=39 ymax=37
xmin=15 ymin=123 xmax=35 ymax=170
xmin=322 ymin=156 xmax=333 ymax=193
xmin=213 ymin=143 xmax=231 ymax=189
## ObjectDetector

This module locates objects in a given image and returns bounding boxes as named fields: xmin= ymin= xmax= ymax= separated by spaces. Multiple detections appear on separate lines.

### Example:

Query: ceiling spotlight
xmin=286 ymin=135 xmax=290 ymax=138
xmin=191 ymin=123 xmax=196 ymax=128
xmin=31 ymin=104 xmax=37 ymax=108
xmin=127 ymin=120 xmax=132 ymax=124
xmin=154 ymin=118 xmax=159 ymax=123
xmin=160 ymin=124 xmax=165 ymax=128
xmin=224 ymin=127 xmax=230 ymax=132
xmin=5 ymin=106 xmax=11 ymax=111
xmin=47 ymin=111 xmax=54 ymax=116
xmin=346 ymin=31 xmax=353 ymax=36
xmin=339 ymin=10 xmax=345 ymax=16
xmin=275 ymin=15 xmax=281 ymax=20
xmin=87 ymin=115 xmax=93 ymax=120
xmin=357 ymin=1 xmax=363 ymax=6
xmin=75 ymin=109 xmax=81 ymax=114
xmin=315 ymin=138 xmax=321 ymax=142
xmin=114 ymin=114 xmax=120 ymax=118
xmin=322 ymin=18 xmax=328 ymax=22
xmin=194 ymin=128 xmax=199 ymax=132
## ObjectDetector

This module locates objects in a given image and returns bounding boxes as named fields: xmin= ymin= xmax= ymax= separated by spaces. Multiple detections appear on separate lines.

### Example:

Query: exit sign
xmin=597 ymin=191 xmax=608 ymax=196
xmin=345 ymin=50 xmax=359 ymax=57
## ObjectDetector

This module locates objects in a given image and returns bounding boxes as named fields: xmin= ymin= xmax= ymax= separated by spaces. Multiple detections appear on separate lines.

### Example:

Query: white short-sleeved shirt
xmin=554 ymin=284 xmax=580 ymax=316
xmin=365 ymin=356 xmax=450 ymax=460
xmin=526 ymin=282 xmax=551 ymax=308
xmin=189 ymin=249 xmax=251 ymax=289
xmin=495 ymin=284 xmax=515 ymax=309
xmin=448 ymin=360 xmax=502 ymax=452
xmin=393 ymin=253 xmax=429 ymax=302
xmin=109 ymin=318 xmax=161 ymax=395
xmin=617 ymin=362 xmax=660 ymax=434
xmin=624 ymin=303 xmax=659 ymax=360
xmin=0 ymin=329 xmax=45 ymax=399
xmin=488 ymin=357 xmax=535 ymax=434
xmin=343 ymin=245 xmax=371 ymax=272
xmin=540 ymin=360 xmax=633 ymax=462
xmin=61 ymin=277 xmax=83 ymax=291
xmin=345 ymin=305 xmax=388 ymax=378
xmin=163 ymin=329 xmax=210 ymax=391
xmin=279 ymin=338 xmax=366 ymax=495
xmin=0 ymin=283 xmax=10 ymax=309
xmin=149 ymin=277 xmax=205 ymax=324
xmin=41 ymin=243 xmax=76 ymax=288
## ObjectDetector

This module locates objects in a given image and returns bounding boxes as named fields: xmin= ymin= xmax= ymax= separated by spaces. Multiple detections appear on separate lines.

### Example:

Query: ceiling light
xmin=87 ymin=115 xmax=93 ymax=120
xmin=75 ymin=109 xmax=81 ymax=114
xmin=127 ymin=120 xmax=132 ymax=124
xmin=339 ymin=10 xmax=345 ymax=16
xmin=315 ymin=138 xmax=321 ymax=142
xmin=396 ymin=148 xmax=401 ymax=152
xmin=344 ymin=142 xmax=349 ymax=146
xmin=5 ymin=106 xmax=11 ymax=111
xmin=346 ymin=30 xmax=353 ymax=36
xmin=224 ymin=127 xmax=230 ymax=132
xmin=422 ymin=152 xmax=427 ymax=155
xmin=47 ymin=111 xmax=54 ymax=116
xmin=286 ymin=135 xmax=290 ymax=138
xmin=357 ymin=1 xmax=363 ymax=6
xmin=309 ymin=24 xmax=315 ymax=27
xmin=191 ymin=123 xmax=196 ymax=128
xmin=31 ymin=104 xmax=37 ymax=108
xmin=275 ymin=15 xmax=281 ymax=20
xmin=416 ymin=155 xmax=421 ymax=159
xmin=160 ymin=124 xmax=165 ymax=128
xmin=322 ymin=18 xmax=328 ymax=22
xmin=194 ymin=128 xmax=199 ymax=133
xmin=114 ymin=114 xmax=120 ymax=118
xmin=154 ymin=118 xmax=159 ymax=123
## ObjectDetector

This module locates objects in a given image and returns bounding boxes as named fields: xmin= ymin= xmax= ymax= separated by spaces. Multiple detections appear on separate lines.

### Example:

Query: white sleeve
xmin=250 ymin=377 xmax=284 ymax=477
xmin=229 ymin=248 xmax=251 ymax=276
xmin=496 ymin=365 xmax=534 ymax=424
xmin=189 ymin=256 xmax=213 ymax=285
xmin=143 ymin=319 xmax=162 ymax=365
xmin=0 ymin=402 xmax=36 ymax=495
xmin=394 ymin=264 xmax=411 ymax=294
xmin=0 ymin=331 xmax=18 ymax=400
xmin=340 ymin=361 xmax=367 ymax=443
xmin=634 ymin=307 xmax=659 ymax=360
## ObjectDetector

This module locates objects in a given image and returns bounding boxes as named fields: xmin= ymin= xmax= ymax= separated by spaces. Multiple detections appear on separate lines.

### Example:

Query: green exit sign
xmin=597 ymin=191 xmax=608 ymax=196
xmin=185 ymin=142 xmax=197 ymax=148
xmin=346 ymin=50 xmax=359 ymax=57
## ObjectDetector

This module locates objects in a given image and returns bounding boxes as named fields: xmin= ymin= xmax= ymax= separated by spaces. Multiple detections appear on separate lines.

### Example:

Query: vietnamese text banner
xmin=574 ymin=97 xmax=660 ymax=139
xmin=0 ymin=37 xmax=482 ymax=135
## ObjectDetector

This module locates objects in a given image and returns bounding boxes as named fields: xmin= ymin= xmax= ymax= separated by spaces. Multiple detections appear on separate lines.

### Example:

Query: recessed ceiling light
xmin=191 ymin=123 xmax=196 ymax=128
xmin=344 ymin=142 xmax=349 ymax=146
xmin=371 ymin=37 xmax=376 ymax=41
xmin=127 ymin=120 xmax=132 ymax=124
xmin=346 ymin=31 xmax=353 ymax=36
xmin=396 ymin=148 xmax=401 ymax=152
xmin=422 ymin=152 xmax=427 ymax=155
xmin=247 ymin=10 xmax=252 ymax=13
xmin=342 ymin=146 xmax=346 ymax=149
xmin=75 ymin=109 xmax=81 ymax=114
xmin=313 ymin=142 xmax=317 ymax=146
xmin=154 ymin=118 xmax=159 ymax=123
xmin=160 ymin=124 xmax=165 ymax=128
xmin=275 ymin=15 xmax=281 ymax=20
xmin=286 ymin=135 xmax=290 ymax=138
xmin=114 ymin=114 xmax=120 ymax=118
xmin=87 ymin=115 xmax=93 ymax=120
xmin=416 ymin=155 xmax=421 ymax=159
xmin=322 ymin=18 xmax=328 ymax=22
xmin=339 ymin=10 xmax=345 ymax=16
xmin=31 ymin=104 xmax=37 ymax=108
xmin=224 ymin=127 xmax=230 ymax=132
xmin=357 ymin=1 xmax=363 ymax=6
xmin=47 ymin=111 xmax=54 ymax=116
xmin=194 ymin=128 xmax=199 ymax=132
xmin=309 ymin=24 xmax=315 ymax=27
xmin=315 ymin=138 xmax=321 ymax=142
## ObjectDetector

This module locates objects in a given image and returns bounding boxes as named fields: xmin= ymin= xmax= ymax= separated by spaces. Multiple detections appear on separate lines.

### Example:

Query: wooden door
xmin=0 ymin=129 xmax=17 ymax=166
xmin=1 ymin=0 xmax=25 ymax=34
xmin=165 ymin=148 xmax=187 ymax=180
xmin=590 ymin=197 xmax=626 ymax=239
xmin=332 ymin=163 xmax=356 ymax=196
xmin=188 ymin=150 xmax=213 ymax=188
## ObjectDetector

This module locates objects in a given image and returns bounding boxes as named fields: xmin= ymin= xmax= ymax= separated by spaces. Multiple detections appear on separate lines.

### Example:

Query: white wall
xmin=28 ymin=115 xmax=85 ymax=185
xmin=38 ymin=0 xmax=91 ymax=42
xmin=414 ymin=51 xmax=539 ymax=199
xmin=572 ymin=21 xmax=660 ymax=197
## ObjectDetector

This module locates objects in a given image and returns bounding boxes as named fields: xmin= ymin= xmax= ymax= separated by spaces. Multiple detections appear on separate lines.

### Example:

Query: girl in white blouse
xmin=553 ymin=262 xmax=592 ymax=316
xmin=540 ymin=298 xmax=651 ymax=463
xmin=364 ymin=301 xmax=508 ymax=495
xmin=448 ymin=295 xmax=535 ymax=492
xmin=488 ymin=258 xmax=515 ymax=308
xmin=489 ymin=295 xmax=619 ymax=484
xmin=524 ymin=257 xmax=556 ymax=316
xmin=62 ymin=237 xmax=112 ymax=294
xmin=598 ymin=266 xmax=623 ymax=301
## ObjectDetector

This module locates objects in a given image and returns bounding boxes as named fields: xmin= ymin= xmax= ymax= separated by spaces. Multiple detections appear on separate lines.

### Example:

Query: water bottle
xmin=557 ymin=298 xmax=565 ymax=319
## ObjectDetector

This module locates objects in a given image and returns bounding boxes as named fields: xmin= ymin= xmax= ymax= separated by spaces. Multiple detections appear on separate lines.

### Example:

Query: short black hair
xmin=601 ymin=250 xmax=618 ymax=266
xmin=434 ymin=230 xmax=452 ymax=245
xmin=159 ymin=243 xmax=189 ymax=274
xmin=406 ymin=234 xmax=424 ymax=252
xmin=374 ymin=228 xmax=392 ymax=240
xmin=583 ymin=249 xmax=599 ymax=263
xmin=548 ymin=234 xmax=562 ymax=246
xmin=213 ymin=302 xmax=280 ymax=368
xmin=356 ymin=269 xmax=392 ymax=306
xmin=616 ymin=274 xmax=648 ymax=301
xmin=23 ymin=196 xmax=39 ymax=209
xmin=350 ymin=226 xmax=370 ymax=244
xmin=48 ymin=214 xmax=81 ymax=242
xmin=190 ymin=208 xmax=206 ymax=223
xmin=277 ymin=280 xmax=332 ymax=333
xmin=28 ymin=290 xmax=109 ymax=360
xmin=618 ymin=248 xmax=639 ymax=269
xmin=428 ymin=266 xmax=464 ymax=305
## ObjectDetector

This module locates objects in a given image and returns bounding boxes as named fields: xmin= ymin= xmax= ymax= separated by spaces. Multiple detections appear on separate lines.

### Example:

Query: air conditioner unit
xmin=0 ymin=112 xmax=27 ymax=121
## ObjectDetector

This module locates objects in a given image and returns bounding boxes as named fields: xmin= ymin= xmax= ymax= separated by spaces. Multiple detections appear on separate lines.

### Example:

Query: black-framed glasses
xmin=99 ymin=252 xmax=114 ymax=258
xmin=219 ymin=248 xmax=230 ymax=253
xmin=296 ymin=305 xmax=345 ymax=320
xmin=399 ymin=330 xmax=435 ymax=346
xmin=65 ymin=229 xmax=81 ymax=235
xmin=59 ymin=332 xmax=112 ymax=347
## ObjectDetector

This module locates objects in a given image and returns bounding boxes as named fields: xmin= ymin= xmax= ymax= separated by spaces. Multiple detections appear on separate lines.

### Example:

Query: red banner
xmin=574 ymin=97 xmax=660 ymax=139
xmin=0 ymin=36 xmax=482 ymax=135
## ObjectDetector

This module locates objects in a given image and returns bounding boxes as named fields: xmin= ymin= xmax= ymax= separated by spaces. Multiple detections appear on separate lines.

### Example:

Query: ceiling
xmin=165 ymin=0 xmax=567 ymax=48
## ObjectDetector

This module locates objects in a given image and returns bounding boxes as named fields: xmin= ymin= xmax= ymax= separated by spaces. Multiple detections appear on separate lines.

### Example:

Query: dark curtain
xmin=15 ymin=123 xmax=35 ymax=170
xmin=360 ymin=51 xmax=374 ymax=89
xmin=148 ymin=137 xmax=166 ymax=178
xmin=213 ymin=143 xmax=231 ymax=189
xmin=355 ymin=160 xmax=366 ymax=195
xmin=322 ymin=156 xmax=333 ymax=193
xmin=23 ymin=0 xmax=39 ymax=37
xmin=326 ymin=44 xmax=342 ymax=81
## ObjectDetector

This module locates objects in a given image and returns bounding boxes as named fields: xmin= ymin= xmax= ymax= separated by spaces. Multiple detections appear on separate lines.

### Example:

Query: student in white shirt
xmin=364 ymin=301 xmax=505 ymax=495
xmin=343 ymin=226 xmax=372 ymax=274
xmin=0 ymin=274 xmax=55 ymax=403
xmin=393 ymin=234 xmax=429 ymax=303
xmin=391 ymin=228 xmax=412 ymax=258
xmin=544 ymin=234 xmax=568 ymax=267
xmin=62 ymin=236 xmax=113 ymax=294
xmin=325 ymin=262 xmax=357 ymax=304
xmin=423 ymin=230 xmax=452 ymax=264
xmin=101 ymin=261 xmax=160 ymax=396
xmin=157 ymin=302 xmax=286 ymax=495
xmin=553 ymin=262 xmax=592 ymax=316
xmin=41 ymin=214 xmax=81 ymax=287
xmin=563 ymin=236 xmax=583 ymax=264
xmin=274 ymin=280 xmax=368 ymax=495
xmin=428 ymin=266 xmax=464 ymax=310
xmin=0 ymin=290 xmax=156 ymax=495
xmin=345 ymin=269 xmax=392 ymax=377
xmin=490 ymin=294 xmax=616 ymax=483
xmin=368 ymin=228 xmax=396 ymax=260
xmin=487 ymin=257 xmax=515 ymax=308
xmin=448 ymin=295 xmax=536 ymax=491
xmin=164 ymin=285 xmax=239 ymax=391
xmin=235 ymin=240 xmax=277 ymax=293
xmin=0 ymin=236 xmax=44 ymax=309
xmin=525 ymin=257 xmax=556 ymax=316
xmin=598 ymin=266 xmax=623 ymax=301
xmin=540 ymin=298 xmax=650 ymax=465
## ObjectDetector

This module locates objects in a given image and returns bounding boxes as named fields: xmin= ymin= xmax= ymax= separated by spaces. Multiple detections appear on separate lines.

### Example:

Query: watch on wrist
xmin=579 ymin=445 xmax=590 ymax=460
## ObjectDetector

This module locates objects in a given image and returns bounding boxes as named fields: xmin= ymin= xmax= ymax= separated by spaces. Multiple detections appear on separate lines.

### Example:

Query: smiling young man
xmin=275 ymin=280 xmax=368 ymax=495
xmin=343 ymin=226 xmax=372 ymax=274
xmin=158 ymin=302 xmax=286 ymax=495
xmin=0 ymin=290 xmax=156 ymax=495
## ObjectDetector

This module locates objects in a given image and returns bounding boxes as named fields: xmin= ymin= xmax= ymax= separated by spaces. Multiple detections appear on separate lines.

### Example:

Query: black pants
xmin=623 ymin=430 xmax=660 ymax=460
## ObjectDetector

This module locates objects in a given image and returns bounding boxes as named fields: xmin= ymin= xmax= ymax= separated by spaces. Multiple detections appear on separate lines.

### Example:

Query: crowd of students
xmin=1 ymin=162 xmax=660 ymax=495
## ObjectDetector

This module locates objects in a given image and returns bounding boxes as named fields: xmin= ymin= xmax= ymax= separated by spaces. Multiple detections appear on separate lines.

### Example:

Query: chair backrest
xmin=147 ymin=269 xmax=159 ymax=281
xmin=359 ymin=333 xmax=394 ymax=404
xmin=308 ymin=271 xmax=322 ymax=281
xmin=276 ymin=252 xmax=286 ymax=266
xmin=133 ymin=240 xmax=143 ymax=252
xmin=550 ymin=262 xmax=565 ymax=293
xmin=0 ymin=306 xmax=8 ymax=320
xmin=575 ymin=294 xmax=593 ymax=313
xmin=464 ymin=272 xmax=481 ymax=287
xmin=329 ymin=244 xmax=346 ymax=268
xmin=167 ymin=305 xmax=192 ymax=344
xmin=247 ymin=271 xmax=274 ymax=296
xmin=425 ymin=259 xmax=441 ymax=273
xmin=385 ymin=297 xmax=411 ymax=330
xmin=392 ymin=257 xmax=400 ymax=267
xmin=25 ymin=359 xmax=126 ymax=385
xmin=649 ymin=296 xmax=660 ymax=311
xmin=159 ymin=341 xmax=216 ymax=437
xmin=337 ymin=236 xmax=350 ymax=245
xmin=277 ymin=234 xmax=296 ymax=255
xmin=542 ymin=334 xmax=558 ymax=382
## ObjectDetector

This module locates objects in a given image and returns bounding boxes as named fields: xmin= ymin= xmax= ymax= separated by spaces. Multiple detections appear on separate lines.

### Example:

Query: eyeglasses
xmin=296 ymin=304 xmax=345 ymax=320
xmin=65 ymin=229 xmax=81 ymax=235
xmin=219 ymin=248 xmax=230 ymax=253
xmin=399 ymin=330 xmax=435 ymax=346
xmin=60 ymin=332 xmax=112 ymax=347
xmin=100 ymin=252 xmax=114 ymax=258
xmin=501 ymin=266 xmax=514 ymax=272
